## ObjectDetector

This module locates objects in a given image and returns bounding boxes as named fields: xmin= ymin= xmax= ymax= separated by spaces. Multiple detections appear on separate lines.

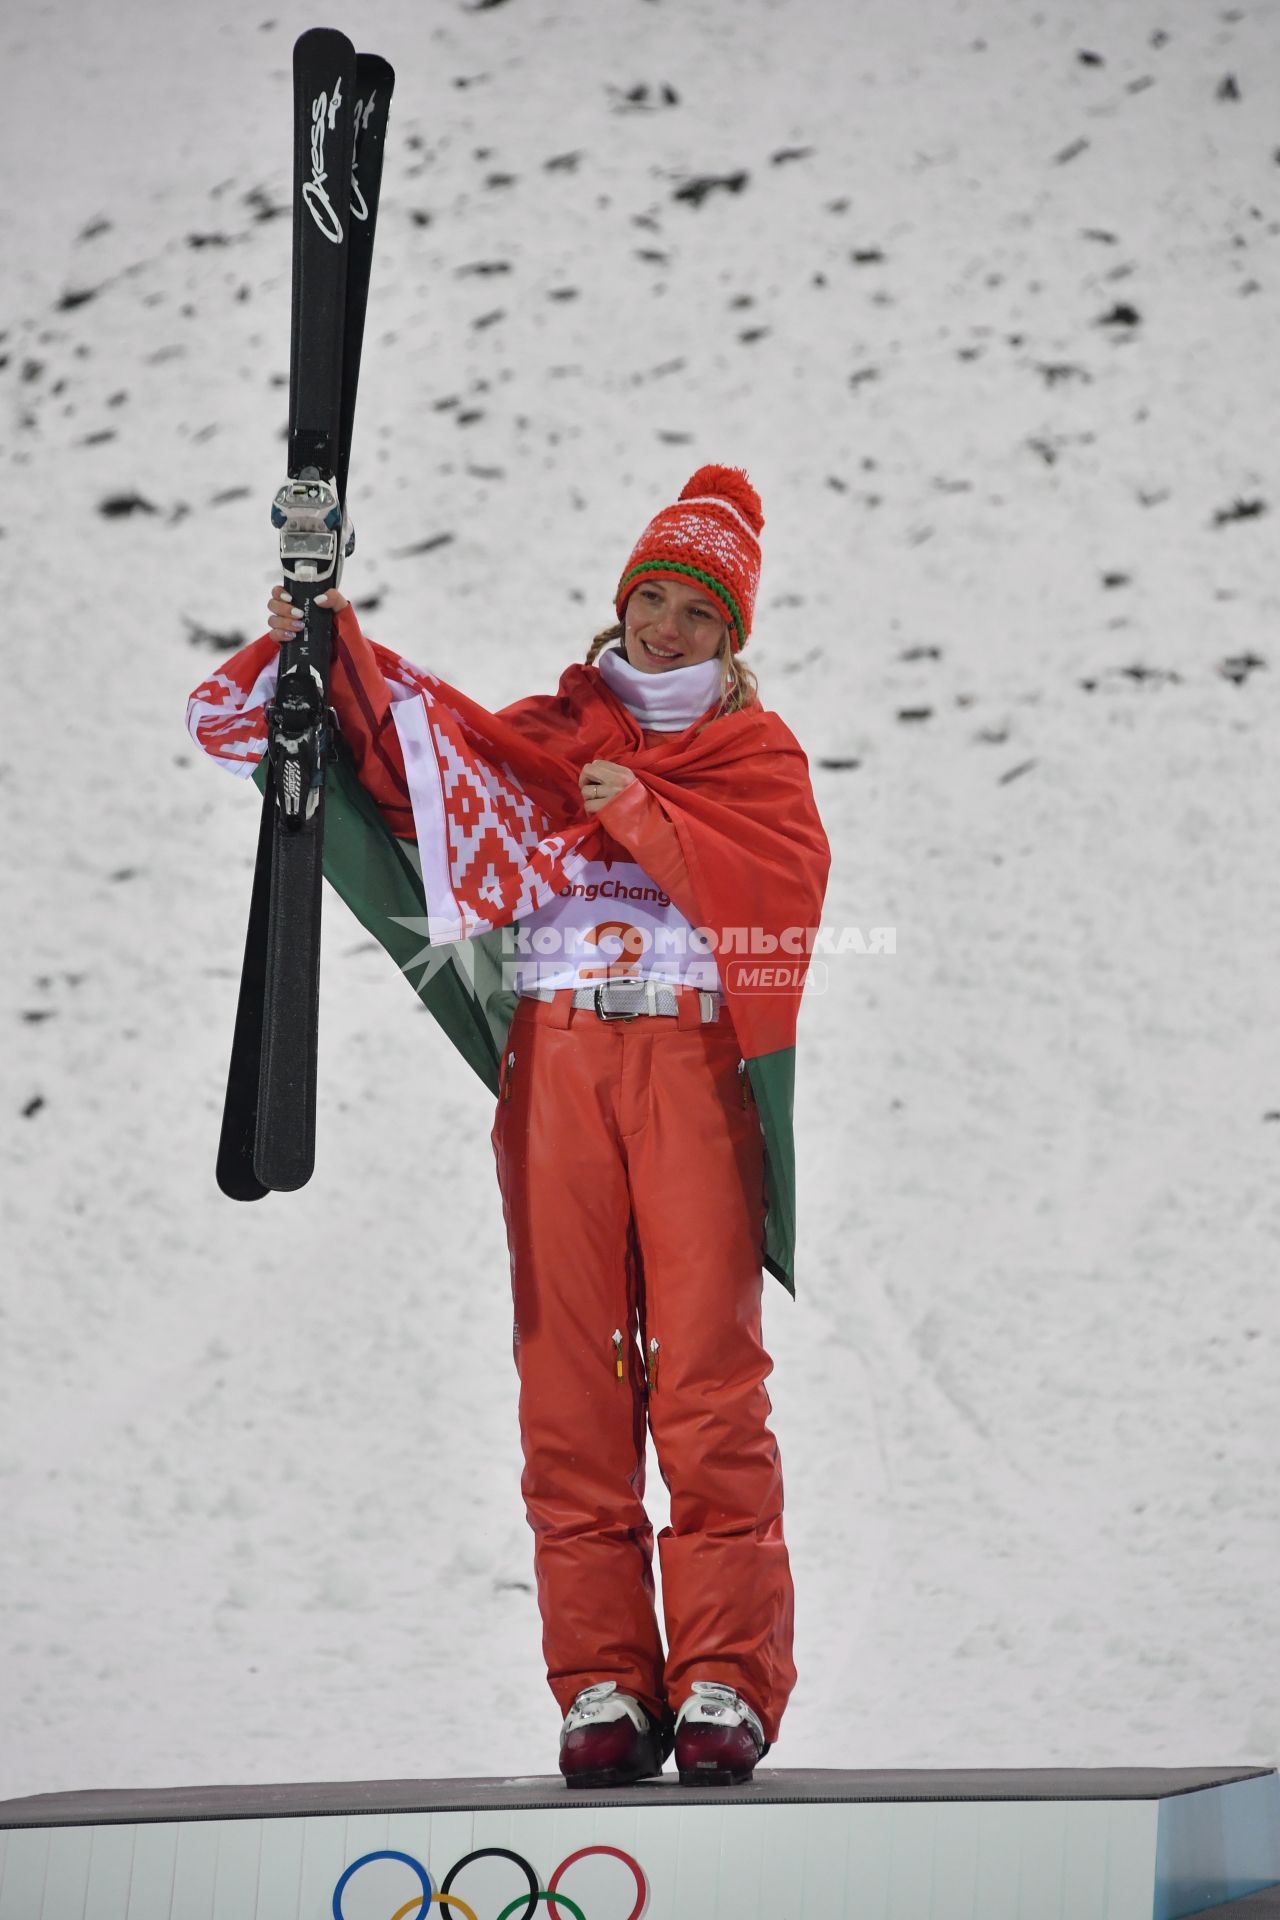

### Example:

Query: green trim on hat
xmin=617 ymin=561 xmax=747 ymax=649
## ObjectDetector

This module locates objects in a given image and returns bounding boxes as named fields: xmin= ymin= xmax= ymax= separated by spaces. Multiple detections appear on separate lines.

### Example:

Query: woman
xmin=190 ymin=465 xmax=830 ymax=1789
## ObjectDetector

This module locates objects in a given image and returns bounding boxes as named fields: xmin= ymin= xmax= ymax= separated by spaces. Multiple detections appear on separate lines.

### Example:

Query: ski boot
xmin=558 ymin=1681 xmax=667 ymax=1789
xmin=674 ymin=1680 xmax=769 ymax=1787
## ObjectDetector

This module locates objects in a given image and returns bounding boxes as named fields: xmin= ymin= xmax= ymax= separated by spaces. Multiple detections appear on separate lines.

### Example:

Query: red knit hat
xmin=615 ymin=464 xmax=764 ymax=652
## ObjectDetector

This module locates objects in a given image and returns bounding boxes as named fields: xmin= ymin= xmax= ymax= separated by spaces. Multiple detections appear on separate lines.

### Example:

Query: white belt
xmin=520 ymin=980 xmax=723 ymax=1023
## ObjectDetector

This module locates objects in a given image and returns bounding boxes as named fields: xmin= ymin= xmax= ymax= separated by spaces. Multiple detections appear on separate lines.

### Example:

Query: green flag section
xmin=741 ymin=1046 xmax=798 ymax=1296
xmin=252 ymin=744 xmax=800 ymax=1294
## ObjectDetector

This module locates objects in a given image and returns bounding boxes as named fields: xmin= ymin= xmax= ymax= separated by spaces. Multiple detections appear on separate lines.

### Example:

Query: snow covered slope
xmin=1 ymin=0 xmax=1276 ymax=1795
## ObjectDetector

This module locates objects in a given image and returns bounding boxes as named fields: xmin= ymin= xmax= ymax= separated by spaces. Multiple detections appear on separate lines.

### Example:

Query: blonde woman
xmin=189 ymin=464 xmax=831 ymax=1788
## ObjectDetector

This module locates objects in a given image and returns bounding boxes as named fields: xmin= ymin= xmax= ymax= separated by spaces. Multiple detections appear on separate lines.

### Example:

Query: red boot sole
xmin=678 ymin=1763 xmax=756 ymax=1787
xmin=564 ymin=1767 xmax=663 ymax=1790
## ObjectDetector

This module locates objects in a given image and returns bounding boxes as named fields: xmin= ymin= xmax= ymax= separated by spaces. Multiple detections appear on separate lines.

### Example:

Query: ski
xmin=215 ymin=29 xmax=394 ymax=1200
xmin=215 ymin=757 xmax=278 ymax=1200
xmin=340 ymin=53 xmax=396 ymax=511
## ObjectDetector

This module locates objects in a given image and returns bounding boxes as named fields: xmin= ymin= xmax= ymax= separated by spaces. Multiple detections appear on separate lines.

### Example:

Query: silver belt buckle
xmin=594 ymin=982 xmax=640 ymax=1021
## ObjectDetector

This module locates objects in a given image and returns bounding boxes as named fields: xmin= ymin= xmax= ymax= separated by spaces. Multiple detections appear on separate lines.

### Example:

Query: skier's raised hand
xmin=266 ymin=582 xmax=349 ymax=642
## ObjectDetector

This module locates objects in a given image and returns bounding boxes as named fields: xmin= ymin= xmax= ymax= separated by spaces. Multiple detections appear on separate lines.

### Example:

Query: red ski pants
xmin=489 ymin=988 xmax=796 ymax=1742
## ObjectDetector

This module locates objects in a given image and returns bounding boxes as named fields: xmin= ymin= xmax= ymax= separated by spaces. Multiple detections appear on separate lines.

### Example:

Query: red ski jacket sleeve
xmin=328 ymin=607 xmax=415 ymax=838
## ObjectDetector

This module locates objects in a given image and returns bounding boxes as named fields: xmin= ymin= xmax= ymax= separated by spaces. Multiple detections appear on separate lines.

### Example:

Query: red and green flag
xmin=188 ymin=610 xmax=830 ymax=1293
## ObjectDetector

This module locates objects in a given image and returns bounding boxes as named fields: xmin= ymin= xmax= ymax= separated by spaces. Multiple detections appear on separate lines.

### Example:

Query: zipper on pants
xmin=501 ymin=1048 xmax=516 ymax=1102
xmin=612 ymin=1328 xmax=624 ymax=1380
xmin=646 ymin=1337 xmax=660 ymax=1390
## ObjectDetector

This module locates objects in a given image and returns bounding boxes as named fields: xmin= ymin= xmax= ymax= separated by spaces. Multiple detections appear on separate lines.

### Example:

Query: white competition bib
xmin=506 ymin=854 xmax=722 ymax=993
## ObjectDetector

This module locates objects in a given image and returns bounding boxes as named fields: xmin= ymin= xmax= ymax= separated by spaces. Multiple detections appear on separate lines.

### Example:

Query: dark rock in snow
xmin=1036 ymin=361 xmax=1091 ymax=386
xmin=673 ymin=171 xmax=749 ymax=207
xmin=184 ymin=618 xmax=250 ymax=650
xmin=244 ymin=185 xmax=286 ymax=223
xmin=1118 ymin=664 xmax=1180 ymax=685
xmin=392 ymin=533 xmax=455 ymax=557
xmin=1217 ymin=652 xmax=1266 ymax=684
xmin=57 ymin=287 xmax=98 ymax=311
xmin=1097 ymin=302 xmax=1141 ymax=329
xmin=99 ymin=493 xmax=158 ymax=518
xmin=1081 ymin=663 xmax=1181 ymax=691
xmin=998 ymin=759 xmax=1037 ymax=786
xmin=609 ymin=83 xmax=680 ymax=111
xmin=1212 ymin=496 xmax=1266 ymax=527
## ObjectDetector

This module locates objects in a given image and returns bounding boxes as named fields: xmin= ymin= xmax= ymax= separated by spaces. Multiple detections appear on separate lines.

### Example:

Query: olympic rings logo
xmin=333 ymin=1846 xmax=648 ymax=1920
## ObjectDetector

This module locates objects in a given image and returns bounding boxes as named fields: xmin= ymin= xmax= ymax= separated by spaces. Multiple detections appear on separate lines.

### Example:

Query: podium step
xmin=1 ymin=1765 xmax=1276 ymax=1919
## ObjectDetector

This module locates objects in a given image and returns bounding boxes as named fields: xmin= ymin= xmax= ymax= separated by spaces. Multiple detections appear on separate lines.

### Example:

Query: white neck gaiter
xmin=596 ymin=643 xmax=724 ymax=731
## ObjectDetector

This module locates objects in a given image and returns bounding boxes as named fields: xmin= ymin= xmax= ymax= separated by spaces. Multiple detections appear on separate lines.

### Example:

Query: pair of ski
xmin=216 ymin=28 xmax=394 ymax=1202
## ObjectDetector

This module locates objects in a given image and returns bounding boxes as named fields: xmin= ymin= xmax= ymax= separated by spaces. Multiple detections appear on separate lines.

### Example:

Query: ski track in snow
xmin=1 ymin=0 xmax=1277 ymax=1796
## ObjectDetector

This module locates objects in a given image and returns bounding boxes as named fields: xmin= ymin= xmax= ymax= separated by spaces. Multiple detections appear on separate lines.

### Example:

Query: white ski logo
xmin=350 ymin=90 xmax=376 ymax=223
xmin=302 ymin=75 xmax=344 ymax=243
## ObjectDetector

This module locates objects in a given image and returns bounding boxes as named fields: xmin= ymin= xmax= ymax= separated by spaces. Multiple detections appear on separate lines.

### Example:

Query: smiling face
xmin=621 ymin=576 xmax=732 ymax=673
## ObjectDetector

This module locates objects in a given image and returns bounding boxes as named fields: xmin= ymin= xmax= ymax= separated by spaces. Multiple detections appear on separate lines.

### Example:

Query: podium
xmin=2 ymin=1766 xmax=1277 ymax=1918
